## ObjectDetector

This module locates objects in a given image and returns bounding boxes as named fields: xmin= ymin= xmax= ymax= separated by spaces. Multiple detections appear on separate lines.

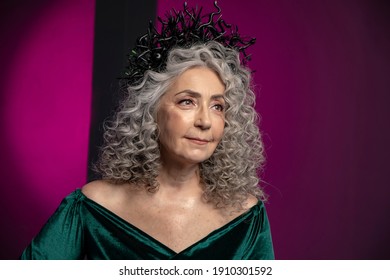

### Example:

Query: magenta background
xmin=0 ymin=0 xmax=94 ymax=259
xmin=1 ymin=0 xmax=389 ymax=259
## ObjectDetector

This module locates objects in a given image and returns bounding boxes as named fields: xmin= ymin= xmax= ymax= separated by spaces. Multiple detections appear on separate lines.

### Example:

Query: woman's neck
xmin=157 ymin=162 xmax=201 ymax=189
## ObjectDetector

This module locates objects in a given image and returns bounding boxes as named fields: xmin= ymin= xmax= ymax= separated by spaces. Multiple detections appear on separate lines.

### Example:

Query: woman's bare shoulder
xmin=81 ymin=180 xmax=117 ymax=203
xmin=243 ymin=194 xmax=259 ymax=209
xmin=220 ymin=194 xmax=259 ymax=221
xmin=81 ymin=180 xmax=141 ymax=208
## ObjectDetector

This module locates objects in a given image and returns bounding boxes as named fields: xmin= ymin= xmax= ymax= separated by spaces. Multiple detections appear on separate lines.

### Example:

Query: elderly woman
xmin=21 ymin=3 xmax=274 ymax=260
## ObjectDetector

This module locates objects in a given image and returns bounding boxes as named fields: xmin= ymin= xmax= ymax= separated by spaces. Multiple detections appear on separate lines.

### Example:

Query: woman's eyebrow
xmin=175 ymin=89 xmax=225 ymax=100
xmin=210 ymin=94 xmax=225 ymax=101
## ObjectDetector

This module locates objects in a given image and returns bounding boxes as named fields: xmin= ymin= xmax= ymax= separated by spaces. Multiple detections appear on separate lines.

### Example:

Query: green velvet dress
xmin=20 ymin=189 xmax=274 ymax=260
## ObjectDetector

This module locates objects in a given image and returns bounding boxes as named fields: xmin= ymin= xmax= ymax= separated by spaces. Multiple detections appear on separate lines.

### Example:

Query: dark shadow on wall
xmin=87 ymin=0 xmax=157 ymax=181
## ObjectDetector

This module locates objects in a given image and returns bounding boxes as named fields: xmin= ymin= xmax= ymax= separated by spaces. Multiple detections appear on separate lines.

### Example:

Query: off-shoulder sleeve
xmin=243 ymin=202 xmax=275 ymax=260
xmin=20 ymin=190 xmax=85 ymax=260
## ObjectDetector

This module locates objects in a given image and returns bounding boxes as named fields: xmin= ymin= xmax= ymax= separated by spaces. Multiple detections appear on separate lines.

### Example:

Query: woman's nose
xmin=194 ymin=106 xmax=211 ymax=130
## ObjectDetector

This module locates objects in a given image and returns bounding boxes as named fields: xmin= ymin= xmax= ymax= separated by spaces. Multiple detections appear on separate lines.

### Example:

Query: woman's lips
xmin=185 ymin=137 xmax=210 ymax=145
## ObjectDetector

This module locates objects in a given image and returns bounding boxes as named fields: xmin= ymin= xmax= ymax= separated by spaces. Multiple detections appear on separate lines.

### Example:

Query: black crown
xmin=123 ymin=1 xmax=256 ymax=85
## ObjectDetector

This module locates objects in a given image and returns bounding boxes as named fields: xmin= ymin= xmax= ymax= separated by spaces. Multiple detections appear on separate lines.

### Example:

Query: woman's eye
xmin=178 ymin=99 xmax=194 ymax=106
xmin=213 ymin=104 xmax=225 ymax=112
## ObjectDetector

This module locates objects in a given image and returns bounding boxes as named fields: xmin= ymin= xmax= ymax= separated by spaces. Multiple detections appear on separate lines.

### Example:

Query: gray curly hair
xmin=95 ymin=41 xmax=266 ymax=208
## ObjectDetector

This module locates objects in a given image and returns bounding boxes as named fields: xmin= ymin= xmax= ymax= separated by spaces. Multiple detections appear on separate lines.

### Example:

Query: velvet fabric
xmin=21 ymin=189 xmax=274 ymax=259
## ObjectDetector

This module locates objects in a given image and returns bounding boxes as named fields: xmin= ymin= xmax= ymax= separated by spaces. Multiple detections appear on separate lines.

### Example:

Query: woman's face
xmin=157 ymin=67 xmax=226 ymax=167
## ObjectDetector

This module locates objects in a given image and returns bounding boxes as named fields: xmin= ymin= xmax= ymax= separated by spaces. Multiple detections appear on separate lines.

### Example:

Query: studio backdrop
xmin=0 ymin=0 xmax=389 ymax=259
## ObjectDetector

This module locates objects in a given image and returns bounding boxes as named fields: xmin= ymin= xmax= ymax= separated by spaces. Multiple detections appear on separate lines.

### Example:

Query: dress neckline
xmin=75 ymin=188 xmax=262 ymax=255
